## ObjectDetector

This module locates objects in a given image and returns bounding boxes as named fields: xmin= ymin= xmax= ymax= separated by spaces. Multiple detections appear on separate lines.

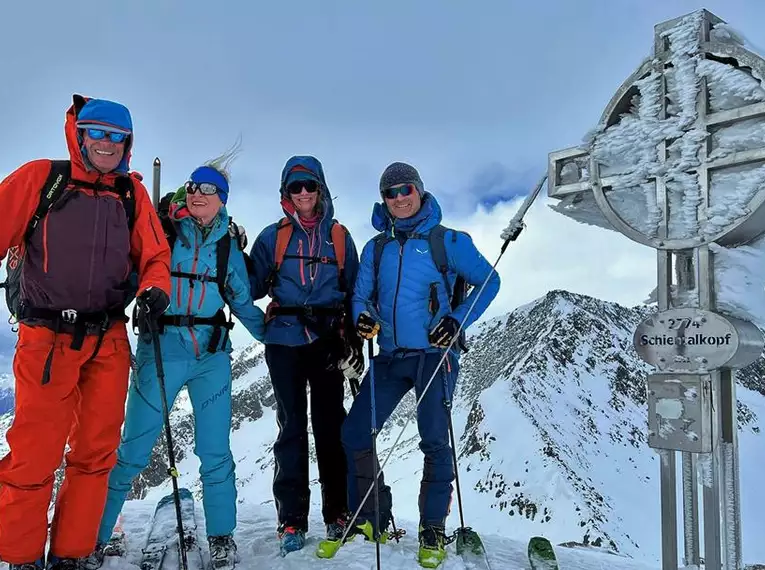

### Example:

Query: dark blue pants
xmin=265 ymin=337 xmax=348 ymax=530
xmin=341 ymin=350 xmax=459 ymax=532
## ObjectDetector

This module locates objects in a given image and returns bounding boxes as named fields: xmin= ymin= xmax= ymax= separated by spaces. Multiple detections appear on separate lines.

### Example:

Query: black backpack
xmin=370 ymin=224 xmax=470 ymax=352
xmin=0 ymin=160 xmax=136 ymax=325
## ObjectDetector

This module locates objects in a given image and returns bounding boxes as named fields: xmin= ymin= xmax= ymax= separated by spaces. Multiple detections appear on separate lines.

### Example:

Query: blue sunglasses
xmin=86 ymin=128 xmax=128 ymax=143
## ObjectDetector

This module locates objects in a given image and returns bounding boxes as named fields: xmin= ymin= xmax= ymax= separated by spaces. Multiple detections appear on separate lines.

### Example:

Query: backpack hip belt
xmin=18 ymin=304 xmax=128 ymax=352
xmin=155 ymin=308 xmax=234 ymax=353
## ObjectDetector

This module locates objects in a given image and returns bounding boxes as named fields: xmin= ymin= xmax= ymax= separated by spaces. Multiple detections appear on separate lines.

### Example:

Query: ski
xmin=140 ymin=488 xmax=204 ymax=570
xmin=528 ymin=536 xmax=559 ymax=570
xmin=454 ymin=527 xmax=492 ymax=570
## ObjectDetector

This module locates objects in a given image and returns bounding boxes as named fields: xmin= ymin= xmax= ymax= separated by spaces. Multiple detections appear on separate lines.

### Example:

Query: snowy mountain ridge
xmin=0 ymin=289 xmax=763 ymax=566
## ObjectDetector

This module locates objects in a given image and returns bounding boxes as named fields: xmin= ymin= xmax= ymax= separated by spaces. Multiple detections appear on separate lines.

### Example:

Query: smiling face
xmin=186 ymin=189 xmax=223 ymax=226
xmin=82 ymin=131 xmax=126 ymax=173
xmin=384 ymin=183 xmax=422 ymax=219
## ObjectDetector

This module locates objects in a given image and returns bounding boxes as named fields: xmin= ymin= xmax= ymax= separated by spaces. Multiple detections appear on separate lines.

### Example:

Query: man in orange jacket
xmin=0 ymin=94 xmax=171 ymax=570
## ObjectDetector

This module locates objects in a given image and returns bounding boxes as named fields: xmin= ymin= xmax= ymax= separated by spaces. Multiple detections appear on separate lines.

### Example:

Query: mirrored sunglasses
xmin=382 ymin=183 xmax=416 ymax=200
xmin=86 ymin=128 xmax=127 ymax=143
xmin=286 ymin=179 xmax=319 ymax=195
xmin=185 ymin=181 xmax=220 ymax=196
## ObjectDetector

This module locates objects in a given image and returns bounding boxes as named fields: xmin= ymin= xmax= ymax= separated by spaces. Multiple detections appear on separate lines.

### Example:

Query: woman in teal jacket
xmin=90 ymin=158 xmax=265 ymax=570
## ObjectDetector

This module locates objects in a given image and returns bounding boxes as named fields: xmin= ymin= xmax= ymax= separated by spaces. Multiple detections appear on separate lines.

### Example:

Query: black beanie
xmin=379 ymin=162 xmax=425 ymax=197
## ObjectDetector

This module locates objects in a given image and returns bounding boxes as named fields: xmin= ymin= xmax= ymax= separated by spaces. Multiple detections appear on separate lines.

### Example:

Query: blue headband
xmin=190 ymin=166 xmax=229 ymax=204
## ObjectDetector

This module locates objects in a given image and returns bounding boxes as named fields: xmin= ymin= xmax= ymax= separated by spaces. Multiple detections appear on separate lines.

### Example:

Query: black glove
xmin=339 ymin=340 xmax=365 ymax=380
xmin=356 ymin=312 xmax=380 ymax=340
xmin=428 ymin=316 xmax=460 ymax=348
xmin=136 ymin=287 xmax=170 ymax=333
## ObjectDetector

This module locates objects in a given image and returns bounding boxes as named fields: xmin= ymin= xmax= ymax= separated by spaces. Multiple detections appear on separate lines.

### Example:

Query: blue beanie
xmin=190 ymin=166 xmax=229 ymax=204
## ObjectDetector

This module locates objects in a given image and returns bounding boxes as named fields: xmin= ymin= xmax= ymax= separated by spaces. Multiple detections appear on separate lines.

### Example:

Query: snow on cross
xmin=541 ymin=8 xmax=765 ymax=570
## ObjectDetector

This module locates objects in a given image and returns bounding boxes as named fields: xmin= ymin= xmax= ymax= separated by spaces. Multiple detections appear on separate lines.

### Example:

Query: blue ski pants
xmin=97 ymin=333 xmax=237 ymax=543
xmin=341 ymin=349 xmax=459 ymax=531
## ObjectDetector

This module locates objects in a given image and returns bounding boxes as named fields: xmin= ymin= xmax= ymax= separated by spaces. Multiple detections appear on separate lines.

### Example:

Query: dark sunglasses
xmin=185 ymin=181 xmax=220 ymax=196
xmin=381 ymin=183 xmax=415 ymax=200
xmin=86 ymin=128 xmax=127 ymax=143
xmin=286 ymin=180 xmax=320 ymax=195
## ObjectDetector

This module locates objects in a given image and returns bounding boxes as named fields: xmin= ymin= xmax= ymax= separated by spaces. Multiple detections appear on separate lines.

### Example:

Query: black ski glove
xmin=339 ymin=340 xmax=365 ymax=380
xmin=428 ymin=316 xmax=460 ymax=348
xmin=356 ymin=312 xmax=380 ymax=340
xmin=136 ymin=287 xmax=170 ymax=332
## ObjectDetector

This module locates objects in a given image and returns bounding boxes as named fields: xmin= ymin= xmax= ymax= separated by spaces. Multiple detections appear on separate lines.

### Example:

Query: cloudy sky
xmin=1 ymin=0 xmax=764 ymax=355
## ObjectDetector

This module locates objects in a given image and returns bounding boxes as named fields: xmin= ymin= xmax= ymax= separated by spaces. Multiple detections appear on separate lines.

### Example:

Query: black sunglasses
xmin=381 ymin=183 xmax=416 ymax=200
xmin=286 ymin=180 xmax=320 ymax=195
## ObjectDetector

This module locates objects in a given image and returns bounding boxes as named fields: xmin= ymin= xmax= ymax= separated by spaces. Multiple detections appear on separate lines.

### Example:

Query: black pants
xmin=265 ymin=337 xmax=348 ymax=530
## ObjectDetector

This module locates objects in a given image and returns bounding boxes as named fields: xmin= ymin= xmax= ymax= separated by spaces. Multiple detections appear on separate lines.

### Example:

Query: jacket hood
xmin=279 ymin=155 xmax=334 ymax=225
xmin=371 ymin=192 xmax=442 ymax=235
xmin=65 ymin=95 xmax=134 ymax=181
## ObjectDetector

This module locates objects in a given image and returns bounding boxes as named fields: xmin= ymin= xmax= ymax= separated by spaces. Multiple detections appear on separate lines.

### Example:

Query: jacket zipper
xmin=86 ymin=194 xmax=101 ymax=308
xmin=42 ymin=215 xmax=50 ymax=273
xmin=392 ymin=243 xmax=404 ymax=346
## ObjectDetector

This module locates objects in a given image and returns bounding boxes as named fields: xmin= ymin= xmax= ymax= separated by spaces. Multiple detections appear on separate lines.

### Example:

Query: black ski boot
xmin=208 ymin=535 xmax=238 ymax=569
xmin=9 ymin=559 xmax=45 ymax=570
xmin=81 ymin=543 xmax=105 ymax=570
xmin=45 ymin=557 xmax=80 ymax=570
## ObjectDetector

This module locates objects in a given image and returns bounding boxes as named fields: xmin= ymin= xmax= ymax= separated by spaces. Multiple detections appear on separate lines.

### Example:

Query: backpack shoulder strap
xmin=114 ymin=175 xmax=136 ymax=231
xmin=274 ymin=217 xmax=292 ymax=270
xmin=427 ymin=225 xmax=449 ymax=277
xmin=371 ymin=232 xmax=395 ymax=302
xmin=24 ymin=160 xmax=71 ymax=242
xmin=330 ymin=221 xmax=347 ymax=273
xmin=216 ymin=232 xmax=232 ymax=301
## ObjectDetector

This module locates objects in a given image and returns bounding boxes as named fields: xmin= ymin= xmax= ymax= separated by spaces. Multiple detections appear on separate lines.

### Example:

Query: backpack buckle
xmin=320 ymin=256 xmax=330 ymax=264
xmin=61 ymin=309 xmax=78 ymax=324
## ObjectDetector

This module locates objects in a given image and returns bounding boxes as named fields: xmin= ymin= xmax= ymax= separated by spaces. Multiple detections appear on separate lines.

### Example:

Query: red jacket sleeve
xmin=0 ymin=160 xmax=50 ymax=268
xmin=129 ymin=174 xmax=171 ymax=297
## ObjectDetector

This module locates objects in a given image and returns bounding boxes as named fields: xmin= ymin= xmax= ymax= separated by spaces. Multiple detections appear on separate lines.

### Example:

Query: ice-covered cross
xmin=547 ymin=9 xmax=765 ymax=251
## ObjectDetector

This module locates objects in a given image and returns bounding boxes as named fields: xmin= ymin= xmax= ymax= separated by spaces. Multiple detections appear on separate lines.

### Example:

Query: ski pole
xmin=149 ymin=319 xmax=188 ymax=570
xmin=152 ymin=157 xmax=161 ymax=208
xmin=368 ymin=338 xmax=382 ymax=570
xmin=443 ymin=371 xmax=466 ymax=532
xmin=340 ymin=173 xmax=548 ymax=544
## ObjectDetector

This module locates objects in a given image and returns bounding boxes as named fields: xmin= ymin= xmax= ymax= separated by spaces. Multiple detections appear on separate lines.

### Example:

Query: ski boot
xmin=315 ymin=516 xmax=349 ymax=559
xmin=82 ymin=531 xmax=127 ymax=570
xmin=355 ymin=520 xmax=387 ymax=544
xmin=208 ymin=535 xmax=239 ymax=569
xmin=9 ymin=558 xmax=45 ymax=570
xmin=45 ymin=556 xmax=80 ymax=570
xmin=417 ymin=526 xmax=447 ymax=568
xmin=81 ymin=543 xmax=106 ymax=570
xmin=277 ymin=524 xmax=306 ymax=557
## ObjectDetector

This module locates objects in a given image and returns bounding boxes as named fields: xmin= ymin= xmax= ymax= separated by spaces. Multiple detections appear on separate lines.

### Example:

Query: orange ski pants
xmin=0 ymin=322 xmax=130 ymax=564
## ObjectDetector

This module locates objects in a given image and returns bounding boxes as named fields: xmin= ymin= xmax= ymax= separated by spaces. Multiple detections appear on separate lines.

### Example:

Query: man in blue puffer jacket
xmin=248 ymin=156 xmax=362 ymax=555
xmin=340 ymin=162 xmax=500 ymax=568
xmin=90 ymin=160 xmax=266 ymax=570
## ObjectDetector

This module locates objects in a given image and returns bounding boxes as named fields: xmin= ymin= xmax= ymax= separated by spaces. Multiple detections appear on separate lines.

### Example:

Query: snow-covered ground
xmin=68 ymin=498 xmax=659 ymax=570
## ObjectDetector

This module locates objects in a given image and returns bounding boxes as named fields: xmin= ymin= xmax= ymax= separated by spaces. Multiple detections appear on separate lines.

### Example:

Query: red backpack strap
xmin=330 ymin=222 xmax=346 ymax=273
xmin=274 ymin=217 xmax=292 ymax=270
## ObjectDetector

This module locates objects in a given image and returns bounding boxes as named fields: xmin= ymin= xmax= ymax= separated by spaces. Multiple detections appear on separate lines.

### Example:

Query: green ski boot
xmin=417 ymin=526 xmax=446 ymax=568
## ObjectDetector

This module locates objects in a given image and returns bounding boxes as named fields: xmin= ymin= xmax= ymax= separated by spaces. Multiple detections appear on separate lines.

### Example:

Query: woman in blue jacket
xmin=341 ymin=162 xmax=500 ymax=568
xmin=248 ymin=155 xmax=362 ymax=555
xmin=89 ymin=157 xmax=266 ymax=570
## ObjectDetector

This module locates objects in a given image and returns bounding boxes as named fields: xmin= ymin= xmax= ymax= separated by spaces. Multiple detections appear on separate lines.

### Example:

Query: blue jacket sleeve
xmin=351 ymin=239 xmax=376 ymax=325
xmin=447 ymin=232 xmax=500 ymax=330
xmin=343 ymin=230 xmax=360 ymax=302
xmin=227 ymin=247 xmax=266 ymax=341
xmin=248 ymin=225 xmax=275 ymax=301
